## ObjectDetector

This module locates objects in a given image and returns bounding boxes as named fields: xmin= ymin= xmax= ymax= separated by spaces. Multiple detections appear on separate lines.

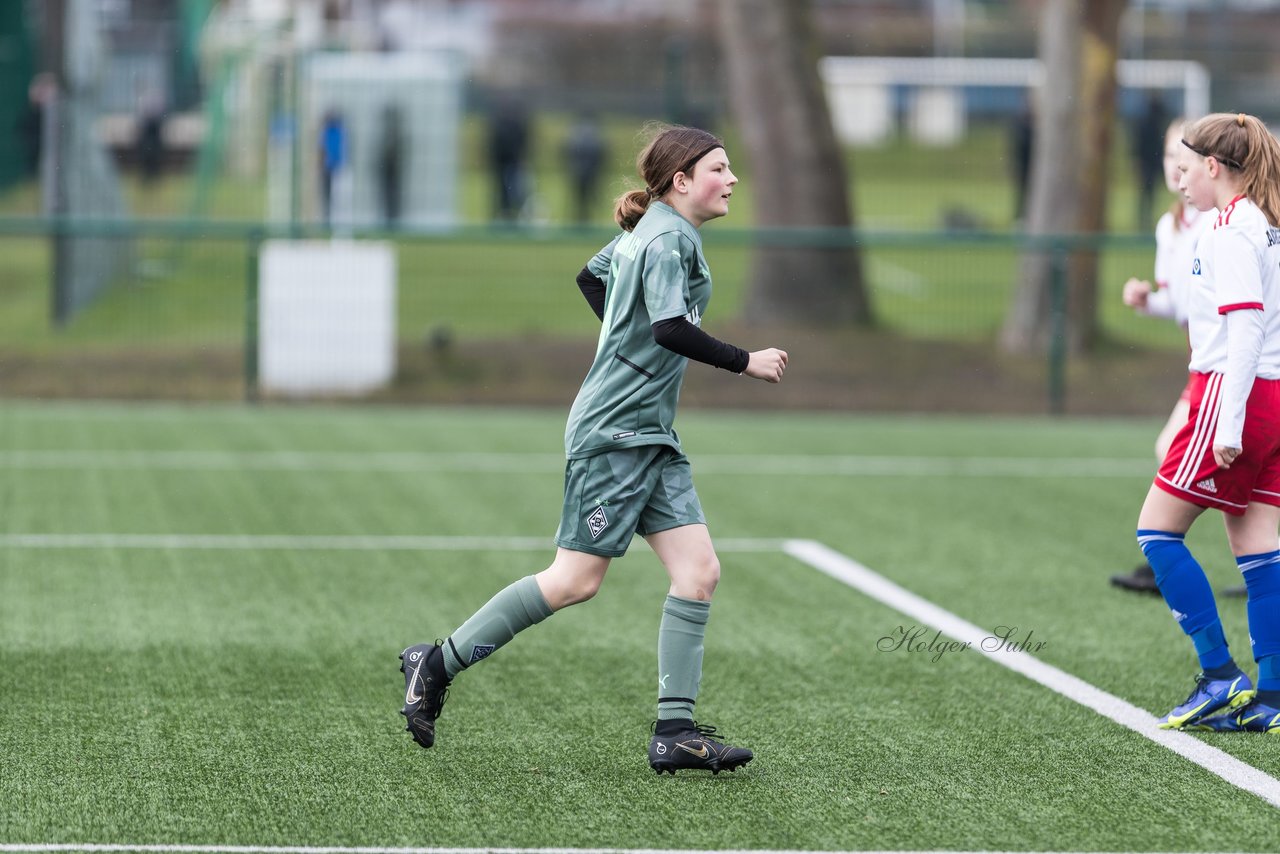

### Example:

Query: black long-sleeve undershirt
xmin=650 ymin=317 xmax=750 ymax=373
xmin=575 ymin=266 xmax=750 ymax=374
xmin=576 ymin=266 xmax=607 ymax=320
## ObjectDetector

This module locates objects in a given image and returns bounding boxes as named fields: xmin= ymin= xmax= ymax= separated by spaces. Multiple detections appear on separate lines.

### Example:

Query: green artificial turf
xmin=1 ymin=402 xmax=1277 ymax=851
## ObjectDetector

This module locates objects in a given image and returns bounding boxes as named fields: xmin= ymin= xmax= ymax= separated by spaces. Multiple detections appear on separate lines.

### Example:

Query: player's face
xmin=680 ymin=149 xmax=736 ymax=226
xmin=1176 ymin=146 xmax=1216 ymax=212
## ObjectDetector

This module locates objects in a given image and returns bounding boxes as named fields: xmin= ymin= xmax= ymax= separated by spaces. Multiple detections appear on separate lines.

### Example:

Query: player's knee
xmin=1241 ymin=553 xmax=1280 ymax=601
xmin=673 ymin=554 xmax=720 ymax=600
xmin=566 ymin=572 xmax=604 ymax=604
xmin=539 ymin=560 xmax=606 ymax=608
xmin=1136 ymin=529 xmax=1191 ymax=584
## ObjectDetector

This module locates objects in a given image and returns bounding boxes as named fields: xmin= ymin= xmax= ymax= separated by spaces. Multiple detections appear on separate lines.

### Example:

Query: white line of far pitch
xmin=0 ymin=534 xmax=785 ymax=553
xmin=783 ymin=539 xmax=1280 ymax=811
xmin=0 ymin=846 xmax=1205 ymax=854
xmin=0 ymin=450 xmax=1154 ymax=478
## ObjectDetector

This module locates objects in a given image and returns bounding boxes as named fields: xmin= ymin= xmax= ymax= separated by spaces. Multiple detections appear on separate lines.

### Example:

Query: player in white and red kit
xmin=1135 ymin=113 xmax=1280 ymax=732
xmin=1111 ymin=117 xmax=1215 ymax=593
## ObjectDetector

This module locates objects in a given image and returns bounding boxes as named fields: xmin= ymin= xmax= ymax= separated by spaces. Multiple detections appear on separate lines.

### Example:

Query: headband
xmin=647 ymin=141 xmax=723 ymax=197
xmin=1181 ymin=138 xmax=1244 ymax=171
xmin=675 ymin=141 xmax=723 ymax=180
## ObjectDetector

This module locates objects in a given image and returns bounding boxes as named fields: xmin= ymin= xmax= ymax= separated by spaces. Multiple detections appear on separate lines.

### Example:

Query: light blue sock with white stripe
xmin=1138 ymin=529 xmax=1236 ymax=672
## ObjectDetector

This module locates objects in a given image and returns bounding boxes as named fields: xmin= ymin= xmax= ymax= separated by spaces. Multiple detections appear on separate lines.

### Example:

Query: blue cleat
xmin=1191 ymin=698 xmax=1280 ymax=733
xmin=1156 ymin=672 xmax=1253 ymax=730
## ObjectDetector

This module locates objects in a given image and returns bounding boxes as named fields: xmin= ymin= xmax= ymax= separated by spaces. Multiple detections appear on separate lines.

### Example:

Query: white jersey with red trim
xmin=1185 ymin=195 xmax=1280 ymax=449
xmin=1186 ymin=196 xmax=1280 ymax=377
xmin=1146 ymin=206 xmax=1214 ymax=327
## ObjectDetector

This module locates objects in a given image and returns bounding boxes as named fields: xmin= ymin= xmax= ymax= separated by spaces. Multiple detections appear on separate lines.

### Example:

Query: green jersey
xmin=565 ymin=202 xmax=714 ymax=459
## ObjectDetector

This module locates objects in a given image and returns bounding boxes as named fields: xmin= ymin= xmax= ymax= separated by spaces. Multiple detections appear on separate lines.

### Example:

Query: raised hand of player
xmin=744 ymin=348 xmax=788 ymax=383
xmin=1122 ymin=277 xmax=1153 ymax=308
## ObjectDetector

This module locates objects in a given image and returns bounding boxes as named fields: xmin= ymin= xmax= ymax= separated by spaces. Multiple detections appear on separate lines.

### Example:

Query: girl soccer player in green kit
xmin=400 ymin=124 xmax=788 ymax=774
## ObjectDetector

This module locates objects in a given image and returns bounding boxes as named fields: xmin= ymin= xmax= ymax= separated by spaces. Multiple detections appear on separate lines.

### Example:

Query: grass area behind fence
xmin=0 ymin=113 xmax=1189 ymax=409
xmin=0 ymin=228 xmax=1185 ymax=350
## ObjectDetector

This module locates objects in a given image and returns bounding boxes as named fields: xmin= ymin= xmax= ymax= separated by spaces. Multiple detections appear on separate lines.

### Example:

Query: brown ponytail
xmin=613 ymin=189 xmax=652 ymax=232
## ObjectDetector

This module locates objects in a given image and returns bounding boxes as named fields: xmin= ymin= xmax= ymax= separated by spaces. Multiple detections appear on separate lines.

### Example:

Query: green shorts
xmin=554 ymin=445 xmax=705 ymax=557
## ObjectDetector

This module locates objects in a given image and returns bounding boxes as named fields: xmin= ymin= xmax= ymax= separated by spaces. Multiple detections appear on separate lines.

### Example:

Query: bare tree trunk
xmin=1000 ymin=0 xmax=1124 ymax=355
xmin=716 ymin=0 xmax=872 ymax=327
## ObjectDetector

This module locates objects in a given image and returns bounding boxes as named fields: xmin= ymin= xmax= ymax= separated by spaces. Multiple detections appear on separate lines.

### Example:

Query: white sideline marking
xmin=0 ymin=534 xmax=553 ymax=551
xmin=0 ymin=534 xmax=784 ymax=552
xmin=0 ymin=848 xmax=1229 ymax=854
xmin=0 ymin=450 xmax=1153 ymax=478
xmin=783 ymin=539 xmax=1280 ymax=810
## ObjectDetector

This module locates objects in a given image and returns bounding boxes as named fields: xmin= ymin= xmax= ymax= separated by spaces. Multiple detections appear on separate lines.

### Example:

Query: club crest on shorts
xmin=469 ymin=644 xmax=496 ymax=664
xmin=587 ymin=505 xmax=609 ymax=539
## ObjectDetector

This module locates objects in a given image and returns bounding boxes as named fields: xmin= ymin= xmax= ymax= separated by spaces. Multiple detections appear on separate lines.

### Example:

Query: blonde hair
xmin=1183 ymin=112 xmax=1280 ymax=226
xmin=613 ymin=123 xmax=723 ymax=231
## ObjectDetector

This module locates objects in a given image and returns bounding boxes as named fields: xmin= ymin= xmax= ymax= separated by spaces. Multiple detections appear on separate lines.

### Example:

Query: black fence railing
xmin=0 ymin=217 xmax=1182 ymax=416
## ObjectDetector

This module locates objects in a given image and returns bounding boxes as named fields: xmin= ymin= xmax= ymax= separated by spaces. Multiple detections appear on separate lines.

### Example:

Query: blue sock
xmin=1241 ymin=550 xmax=1280 ymax=703
xmin=1258 ymin=658 xmax=1280 ymax=707
xmin=1138 ymin=530 xmax=1234 ymax=672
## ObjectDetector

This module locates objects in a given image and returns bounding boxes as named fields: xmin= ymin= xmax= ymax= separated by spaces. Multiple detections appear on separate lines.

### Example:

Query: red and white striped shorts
xmin=1155 ymin=371 xmax=1280 ymax=514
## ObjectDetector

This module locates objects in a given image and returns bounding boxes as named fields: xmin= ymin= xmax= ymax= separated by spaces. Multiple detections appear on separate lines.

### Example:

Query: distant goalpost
xmin=45 ymin=0 xmax=132 ymax=325
xmin=820 ymin=56 xmax=1211 ymax=146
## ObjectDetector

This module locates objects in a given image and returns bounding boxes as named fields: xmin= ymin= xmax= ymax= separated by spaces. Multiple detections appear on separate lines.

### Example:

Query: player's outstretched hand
xmin=744 ymin=348 xmax=788 ymax=383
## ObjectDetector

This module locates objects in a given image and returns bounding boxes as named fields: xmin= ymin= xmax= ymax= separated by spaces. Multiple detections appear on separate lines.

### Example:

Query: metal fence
xmin=0 ymin=217 xmax=1189 ymax=416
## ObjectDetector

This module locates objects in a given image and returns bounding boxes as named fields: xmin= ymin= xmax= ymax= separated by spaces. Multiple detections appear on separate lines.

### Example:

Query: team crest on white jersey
xmin=587 ymin=505 xmax=609 ymax=539
xmin=1192 ymin=257 xmax=1201 ymax=275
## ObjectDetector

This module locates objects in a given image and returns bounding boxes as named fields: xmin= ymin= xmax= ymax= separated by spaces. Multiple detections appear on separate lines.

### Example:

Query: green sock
xmin=442 ymin=575 xmax=552 ymax=678
xmin=657 ymin=594 xmax=711 ymax=722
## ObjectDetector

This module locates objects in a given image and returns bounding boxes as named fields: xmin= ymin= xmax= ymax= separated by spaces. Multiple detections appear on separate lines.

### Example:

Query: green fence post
xmin=244 ymin=227 xmax=263 ymax=403
xmin=1047 ymin=244 xmax=1068 ymax=415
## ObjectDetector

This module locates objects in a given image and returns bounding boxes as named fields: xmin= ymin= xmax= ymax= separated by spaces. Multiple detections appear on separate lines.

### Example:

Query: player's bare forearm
xmin=744 ymin=348 xmax=788 ymax=383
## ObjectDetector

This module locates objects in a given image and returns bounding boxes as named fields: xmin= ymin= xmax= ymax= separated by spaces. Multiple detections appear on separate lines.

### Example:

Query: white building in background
xmin=821 ymin=56 xmax=1211 ymax=147
xmin=203 ymin=0 xmax=476 ymax=227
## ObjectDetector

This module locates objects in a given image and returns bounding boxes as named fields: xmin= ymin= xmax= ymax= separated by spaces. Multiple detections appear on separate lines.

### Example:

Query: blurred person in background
xmin=1133 ymin=92 xmax=1172 ymax=231
xmin=18 ymin=73 xmax=54 ymax=180
xmin=562 ymin=110 xmax=607 ymax=224
xmin=489 ymin=93 xmax=531 ymax=222
xmin=318 ymin=109 xmax=348 ymax=225
xmin=1111 ymin=116 xmax=1215 ymax=595
xmin=1136 ymin=112 xmax=1280 ymax=733
xmin=399 ymin=124 xmax=788 ymax=773
xmin=1009 ymin=95 xmax=1034 ymax=225
xmin=377 ymin=105 xmax=406 ymax=227
xmin=135 ymin=90 xmax=166 ymax=186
